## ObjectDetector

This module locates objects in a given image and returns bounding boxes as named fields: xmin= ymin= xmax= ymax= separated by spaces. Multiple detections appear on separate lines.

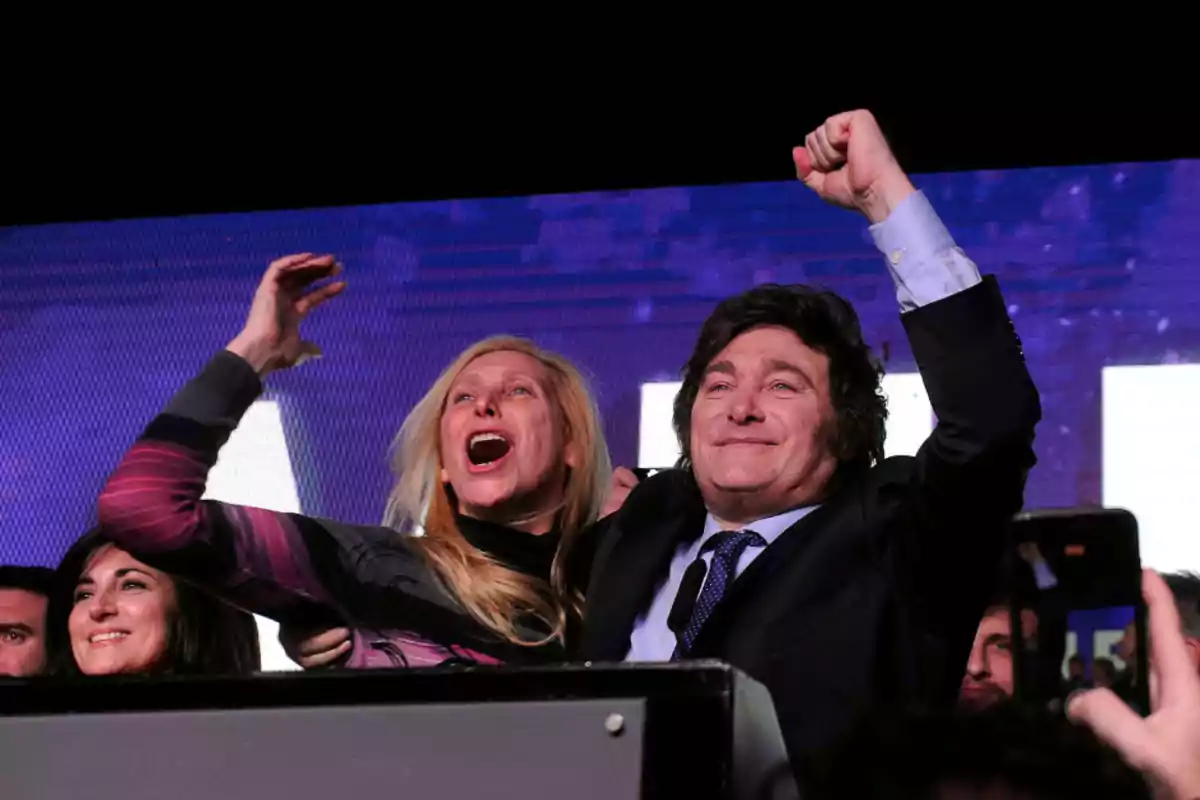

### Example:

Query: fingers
xmin=275 ymin=256 xmax=344 ymax=317
xmin=1068 ymin=688 xmax=1155 ymax=769
xmin=1150 ymin=666 xmax=1162 ymax=712
xmin=815 ymin=126 xmax=846 ymax=168
xmin=296 ymin=278 xmax=347 ymax=316
xmin=268 ymin=253 xmax=319 ymax=274
xmin=293 ymin=341 xmax=323 ymax=367
xmin=804 ymin=133 xmax=826 ymax=171
xmin=279 ymin=253 xmax=335 ymax=270
xmin=611 ymin=466 xmax=639 ymax=490
xmin=794 ymin=146 xmax=825 ymax=194
xmin=1143 ymin=569 xmax=1200 ymax=706
xmin=794 ymin=109 xmax=877 ymax=166
xmin=289 ymin=627 xmax=352 ymax=658
xmin=279 ymin=257 xmax=340 ymax=287
xmin=792 ymin=145 xmax=814 ymax=180
xmin=823 ymin=114 xmax=854 ymax=149
xmin=796 ymin=111 xmax=862 ymax=175
xmin=271 ymin=253 xmax=337 ymax=285
xmin=794 ymin=113 xmax=848 ymax=189
xmin=298 ymin=638 xmax=353 ymax=669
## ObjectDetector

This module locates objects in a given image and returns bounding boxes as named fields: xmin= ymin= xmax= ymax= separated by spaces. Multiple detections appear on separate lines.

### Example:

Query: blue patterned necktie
xmin=670 ymin=529 xmax=767 ymax=661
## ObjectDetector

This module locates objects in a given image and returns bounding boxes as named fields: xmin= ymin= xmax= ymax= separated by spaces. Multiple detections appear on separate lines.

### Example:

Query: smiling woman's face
xmin=438 ymin=350 xmax=574 ymax=529
xmin=68 ymin=544 xmax=177 ymax=675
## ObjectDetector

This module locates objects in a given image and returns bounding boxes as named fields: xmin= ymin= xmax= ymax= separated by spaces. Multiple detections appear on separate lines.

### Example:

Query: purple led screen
xmin=1 ymin=160 xmax=1197 ymax=566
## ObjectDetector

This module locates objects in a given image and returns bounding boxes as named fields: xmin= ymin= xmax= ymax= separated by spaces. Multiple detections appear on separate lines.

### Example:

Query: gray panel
xmin=0 ymin=699 xmax=646 ymax=800
xmin=732 ymin=673 xmax=800 ymax=800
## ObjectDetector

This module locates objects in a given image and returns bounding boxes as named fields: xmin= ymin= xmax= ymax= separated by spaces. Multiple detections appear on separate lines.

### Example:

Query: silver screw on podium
xmin=604 ymin=713 xmax=625 ymax=736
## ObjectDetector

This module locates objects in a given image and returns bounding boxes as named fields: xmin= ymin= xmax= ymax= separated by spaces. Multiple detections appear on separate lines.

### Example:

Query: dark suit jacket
xmin=578 ymin=276 xmax=1041 ymax=776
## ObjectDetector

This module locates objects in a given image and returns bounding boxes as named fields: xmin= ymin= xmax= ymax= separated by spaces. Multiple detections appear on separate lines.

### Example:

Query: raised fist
xmin=793 ymin=110 xmax=915 ymax=224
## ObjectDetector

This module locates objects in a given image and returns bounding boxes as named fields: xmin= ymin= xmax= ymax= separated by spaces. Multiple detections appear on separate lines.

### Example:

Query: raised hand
xmin=226 ymin=253 xmax=346 ymax=376
xmin=1068 ymin=570 xmax=1200 ymax=799
xmin=792 ymin=110 xmax=915 ymax=224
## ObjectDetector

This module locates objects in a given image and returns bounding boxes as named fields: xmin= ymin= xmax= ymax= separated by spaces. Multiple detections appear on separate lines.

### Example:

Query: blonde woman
xmin=97 ymin=253 xmax=611 ymax=667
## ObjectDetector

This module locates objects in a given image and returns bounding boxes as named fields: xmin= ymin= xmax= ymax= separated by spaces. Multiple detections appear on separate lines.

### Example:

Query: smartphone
xmin=1007 ymin=507 xmax=1148 ymax=715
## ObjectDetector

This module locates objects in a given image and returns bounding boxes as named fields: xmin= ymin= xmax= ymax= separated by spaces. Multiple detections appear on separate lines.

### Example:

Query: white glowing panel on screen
xmin=1102 ymin=364 xmax=1200 ymax=573
xmin=1094 ymin=630 xmax=1125 ymax=671
xmin=880 ymin=372 xmax=933 ymax=459
xmin=638 ymin=381 xmax=683 ymax=468
xmin=637 ymin=373 xmax=932 ymax=469
xmin=202 ymin=399 xmax=302 ymax=672
xmin=1064 ymin=631 xmax=1078 ymax=661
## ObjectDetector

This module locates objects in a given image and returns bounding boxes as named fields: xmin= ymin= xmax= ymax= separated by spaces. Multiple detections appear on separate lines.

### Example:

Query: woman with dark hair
xmin=49 ymin=528 xmax=260 ymax=676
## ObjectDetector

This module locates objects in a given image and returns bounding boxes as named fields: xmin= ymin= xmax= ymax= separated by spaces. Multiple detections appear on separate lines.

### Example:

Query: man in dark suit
xmin=578 ymin=110 xmax=1042 ymax=777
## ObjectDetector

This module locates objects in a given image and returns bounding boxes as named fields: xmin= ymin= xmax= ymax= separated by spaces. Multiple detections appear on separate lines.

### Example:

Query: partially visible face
xmin=0 ymin=588 xmax=48 ymax=676
xmin=960 ymin=606 xmax=1037 ymax=710
xmin=689 ymin=326 xmax=838 ymax=525
xmin=440 ymin=350 xmax=574 ymax=529
xmin=68 ymin=545 xmax=177 ymax=675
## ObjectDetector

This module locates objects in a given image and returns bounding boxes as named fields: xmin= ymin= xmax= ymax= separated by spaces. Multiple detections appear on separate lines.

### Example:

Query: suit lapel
xmin=580 ymin=470 xmax=707 ymax=661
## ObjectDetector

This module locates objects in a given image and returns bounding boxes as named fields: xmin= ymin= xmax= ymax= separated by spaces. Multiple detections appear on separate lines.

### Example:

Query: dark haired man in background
xmin=960 ymin=599 xmax=1040 ymax=711
xmin=0 ymin=565 xmax=54 ymax=676
xmin=580 ymin=110 xmax=1041 ymax=778
xmin=1117 ymin=571 xmax=1200 ymax=683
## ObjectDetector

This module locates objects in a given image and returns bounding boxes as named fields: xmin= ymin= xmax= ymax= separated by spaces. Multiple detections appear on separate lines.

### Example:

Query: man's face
xmin=689 ymin=325 xmax=838 ymax=526
xmin=960 ymin=606 xmax=1037 ymax=710
xmin=0 ymin=588 xmax=48 ymax=677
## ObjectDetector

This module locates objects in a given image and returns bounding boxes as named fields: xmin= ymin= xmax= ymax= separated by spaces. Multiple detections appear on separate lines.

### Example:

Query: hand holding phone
xmin=1069 ymin=569 xmax=1200 ymax=799
xmin=1008 ymin=508 xmax=1149 ymax=716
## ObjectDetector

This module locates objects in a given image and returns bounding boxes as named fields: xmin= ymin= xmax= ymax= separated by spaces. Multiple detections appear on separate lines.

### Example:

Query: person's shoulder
xmin=623 ymin=468 xmax=701 ymax=517
xmin=832 ymin=455 xmax=918 ymax=511
xmin=869 ymin=454 xmax=917 ymax=485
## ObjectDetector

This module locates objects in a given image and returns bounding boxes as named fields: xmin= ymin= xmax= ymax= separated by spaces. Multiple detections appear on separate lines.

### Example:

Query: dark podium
xmin=0 ymin=661 xmax=798 ymax=799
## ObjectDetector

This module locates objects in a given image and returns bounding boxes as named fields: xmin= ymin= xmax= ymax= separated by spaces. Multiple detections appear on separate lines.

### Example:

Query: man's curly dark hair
xmin=672 ymin=283 xmax=888 ymax=484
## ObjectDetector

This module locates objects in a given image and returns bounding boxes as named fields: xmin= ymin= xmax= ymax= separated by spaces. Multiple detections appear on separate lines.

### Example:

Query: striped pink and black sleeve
xmin=97 ymin=350 xmax=339 ymax=620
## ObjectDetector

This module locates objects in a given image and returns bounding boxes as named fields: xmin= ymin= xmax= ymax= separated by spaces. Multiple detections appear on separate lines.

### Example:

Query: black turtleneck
xmin=435 ymin=514 xmax=577 ymax=661
xmin=454 ymin=514 xmax=561 ymax=582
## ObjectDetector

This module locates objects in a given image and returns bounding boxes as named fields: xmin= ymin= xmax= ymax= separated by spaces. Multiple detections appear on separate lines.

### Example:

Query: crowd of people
xmin=2 ymin=110 xmax=1198 ymax=798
